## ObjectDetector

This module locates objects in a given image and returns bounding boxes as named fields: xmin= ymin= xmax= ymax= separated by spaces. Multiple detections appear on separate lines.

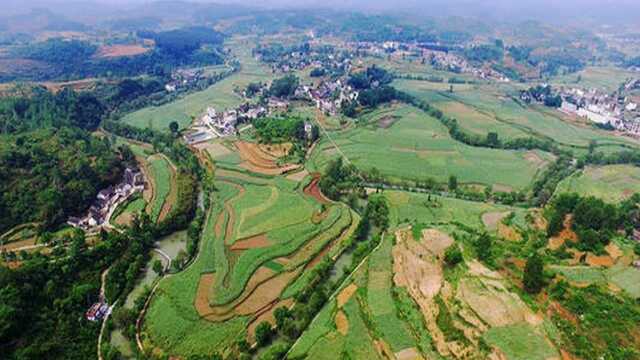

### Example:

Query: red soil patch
xmin=306 ymin=213 xmax=357 ymax=269
xmin=507 ymin=257 xmax=526 ymax=271
xmin=304 ymin=175 xmax=331 ymax=204
xmin=96 ymin=44 xmax=150 ymax=58
xmin=547 ymin=301 xmax=578 ymax=326
xmin=335 ymin=310 xmax=349 ymax=335
xmin=230 ymin=234 xmax=270 ymax=251
xmin=206 ymin=268 xmax=302 ymax=321
xmin=236 ymin=141 xmax=300 ymax=175
xmin=585 ymin=253 xmax=614 ymax=267
xmin=498 ymin=223 xmax=522 ymax=242
xmin=337 ymin=283 xmax=358 ymax=308
xmin=548 ymin=215 xmax=578 ymax=250
xmin=194 ymin=273 xmax=216 ymax=316
xmin=605 ymin=242 xmax=623 ymax=260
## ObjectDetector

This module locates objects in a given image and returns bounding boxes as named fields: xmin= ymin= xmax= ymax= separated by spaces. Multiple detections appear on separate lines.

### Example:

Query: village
xmin=521 ymin=79 xmax=640 ymax=136
xmin=67 ymin=167 xmax=145 ymax=232
xmin=184 ymin=74 xmax=359 ymax=145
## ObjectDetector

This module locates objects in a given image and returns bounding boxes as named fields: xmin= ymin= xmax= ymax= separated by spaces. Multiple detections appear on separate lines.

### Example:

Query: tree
xmin=152 ymin=259 xmax=164 ymax=275
xmin=448 ymin=175 xmax=458 ymax=191
xmin=523 ymin=253 xmax=544 ymax=293
xmin=475 ymin=232 xmax=492 ymax=262
xmin=274 ymin=306 xmax=292 ymax=328
xmin=255 ymin=321 xmax=273 ymax=346
xmin=487 ymin=132 xmax=499 ymax=147
xmin=169 ymin=121 xmax=179 ymax=135
xmin=444 ymin=246 xmax=463 ymax=266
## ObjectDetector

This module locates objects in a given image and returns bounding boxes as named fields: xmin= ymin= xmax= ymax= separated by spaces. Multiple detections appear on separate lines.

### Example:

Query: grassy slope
xmin=311 ymin=104 xmax=551 ymax=190
xmin=554 ymin=164 xmax=640 ymax=203
xmin=395 ymin=79 xmax=640 ymax=152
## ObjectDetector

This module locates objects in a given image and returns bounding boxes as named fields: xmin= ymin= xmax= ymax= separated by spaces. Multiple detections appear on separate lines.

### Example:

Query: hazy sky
xmin=4 ymin=0 xmax=640 ymax=24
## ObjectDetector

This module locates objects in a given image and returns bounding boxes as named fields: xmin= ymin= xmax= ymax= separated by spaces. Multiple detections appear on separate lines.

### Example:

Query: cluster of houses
xmin=165 ymin=69 xmax=204 ymax=92
xmin=558 ymin=85 xmax=640 ymax=134
xmin=185 ymin=102 xmax=271 ymax=144
xmin=301 ymin=79 xmax=359 ymax=115
xmin=254 ymin=44 xmax=354 ymax=76
xmin=68 ymin=167 xmax=145 ymax=231
xmin=345 ymin=41 xmax=510 ymax=83
xmin=521 ymin=81 xmax=640 ymax=136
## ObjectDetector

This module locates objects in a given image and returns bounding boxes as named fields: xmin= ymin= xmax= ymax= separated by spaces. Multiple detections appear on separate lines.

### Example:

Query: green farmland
xmin=142 ymin=161 xmax=357 ymax=357
xmin=394 ymin=79 xmax=640 ymax=152
xmin=147 ymin=155 xmax=173 ymax=222
xmin=310 ymin=103 xmax=553 ymax=190
xmin=554 ymin=164 xmax=640 ymax=203
xmin=121 ymin=38 xmax=272 ymax=131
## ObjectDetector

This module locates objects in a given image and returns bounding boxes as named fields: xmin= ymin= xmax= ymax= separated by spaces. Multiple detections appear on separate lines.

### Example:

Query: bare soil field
xmin=335 ymin=310 xmax=349 ymax=335
xmin=236 ymin=141 xmax=301 ymax=175
xmin=229 ymin=234 xmax=270 ymax=251
xmin=337 ymin=284 xmax=358 ymax=308
xmin=482 ymin=211 xmax=510 ymax=231
xmin=395 ymin=347 xmax=425 ymax=360
xmin=585 ymin=254 xmax=614 ymax=267
xmin=304 ymin=175 xmax=331 ymax=204
xmin=378 ymin=115 xmax=400 ymax=128
xmin=420 ymin=229 xmax=454 ymax=258
xmin=95 ymin=44 xmax=150 ymax=58
xmin=548 ymin=215 xmax=578 ymax=250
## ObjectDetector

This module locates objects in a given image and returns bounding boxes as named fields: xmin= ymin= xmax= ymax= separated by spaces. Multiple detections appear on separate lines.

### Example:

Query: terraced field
xmin=309 ymin=103 xmax=553 ymax=190
xmin=141 ymin=162 xmax=358 ymax=357
xmin=291 ymin=219 xmax=561 ymax=360
xmin=147 ymin=155 xmax=176 ymax=222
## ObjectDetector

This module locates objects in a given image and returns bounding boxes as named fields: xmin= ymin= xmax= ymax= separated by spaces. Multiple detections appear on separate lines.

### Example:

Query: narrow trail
xmin=152 ymin=248 xmax=172 ymax=272
xmin=285 ymin=232 xmax=386 ymax=356
xmin=97 ymin=267 xmax=113 ymax=360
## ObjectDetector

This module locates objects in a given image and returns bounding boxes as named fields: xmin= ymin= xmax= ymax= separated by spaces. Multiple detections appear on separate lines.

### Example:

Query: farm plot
xmin=142 ymin=167 xmax=356 ymax=357
xmin=146 ymin=155 xmax=177 ymax=222
xmin=395 ymin=79 xmax=640 ymax=151
xmin=551 ymin=66 xmax=639 ymax=93
xmin=394 ymin=79 xmax=528 ymax=139
xmin=385 ymin=190 xmax=524 ymax=229
xmin=392 ymin=227 xmax=558 ymax=359
xmin=121 ymin=38 xmax=272 ymax=131
xmin=554 ymin=165 xmax=640 ymax=203
xmin=289 ymin=260 xmax=383 ymax=360
xmin=310 ymin=103 xmax=552 ymax=190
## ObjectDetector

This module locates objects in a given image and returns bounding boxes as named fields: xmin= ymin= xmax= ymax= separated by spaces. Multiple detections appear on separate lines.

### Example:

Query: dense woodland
xmin=6 ymin=27 xmax=225 ymax=81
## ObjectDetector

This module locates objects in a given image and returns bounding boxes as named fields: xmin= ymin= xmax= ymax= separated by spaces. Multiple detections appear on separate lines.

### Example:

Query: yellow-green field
xmin=122 ymin=38 xmax=272 ymax=131
xmin=309 ymin=103 xmax=553 ymax=190
xmin=554 ymin=164 xmax=640 ymax=203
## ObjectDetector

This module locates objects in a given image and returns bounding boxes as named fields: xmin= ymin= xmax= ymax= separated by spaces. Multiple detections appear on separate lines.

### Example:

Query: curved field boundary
xmin=303 ymin=174 xmax=331 ymax=204
xmin=157 ymin=155 xmax=179 ymax=223
xmin=233 ymin=186 xmax=279 ymax=241
xmin=211 ymin=205 xmax=345 ymax=306
xmin=146 ymin=155 xmax=173 ymax=222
